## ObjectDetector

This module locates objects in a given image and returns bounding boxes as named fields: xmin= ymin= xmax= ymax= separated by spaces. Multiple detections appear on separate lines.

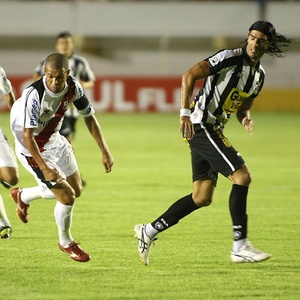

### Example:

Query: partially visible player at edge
xmin=0 ymin=66 xmax=19 ymax=239
xmin=10 ymin=53 xmax=114 ymax=262
xmin=33 ymin=31 xmax=95 ymax=185
xmin=134 ymin=21 xmax=293 ymax=265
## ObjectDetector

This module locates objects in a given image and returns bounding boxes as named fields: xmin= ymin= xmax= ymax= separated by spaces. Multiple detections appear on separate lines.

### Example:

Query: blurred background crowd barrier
xmin=0 ymin=0 xmax=299 ymax=112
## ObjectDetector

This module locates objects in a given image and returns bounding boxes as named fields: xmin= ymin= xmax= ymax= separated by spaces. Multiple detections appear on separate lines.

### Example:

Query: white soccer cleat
xmin=134 ymin=224 xmax=156 ymax=266
xmin=231 ymin=240 xmax=271 ymax=263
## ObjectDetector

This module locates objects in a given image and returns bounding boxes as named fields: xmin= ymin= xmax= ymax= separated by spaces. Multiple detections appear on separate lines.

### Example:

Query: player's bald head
xmin=45 ymin=53 xmax=69 ymax=71
xmin=44 ymin=53 xmax=70 ymax=93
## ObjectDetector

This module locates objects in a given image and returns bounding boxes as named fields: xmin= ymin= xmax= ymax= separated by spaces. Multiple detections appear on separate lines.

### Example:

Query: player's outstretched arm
xmin=84 ymin=115 xmax=114 ymax=173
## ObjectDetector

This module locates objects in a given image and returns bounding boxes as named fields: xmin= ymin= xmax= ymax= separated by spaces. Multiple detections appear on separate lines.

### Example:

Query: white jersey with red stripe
xmin=10 ymin=75 xmax=94 ymax=156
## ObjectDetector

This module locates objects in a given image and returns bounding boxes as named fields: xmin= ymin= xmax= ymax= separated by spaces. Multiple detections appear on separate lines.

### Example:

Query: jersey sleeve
xmin=10 ymin=87 xmax=41 ymax=141
xmin=0 ymin=67 xmax=12 ymax=95
xmin=72 ymin=77 xmax=95 ymax=117
xmin=22 ymin=89 xmax=41 ymax=129
xmin=206 ymin=49 xmax=241 ymax=75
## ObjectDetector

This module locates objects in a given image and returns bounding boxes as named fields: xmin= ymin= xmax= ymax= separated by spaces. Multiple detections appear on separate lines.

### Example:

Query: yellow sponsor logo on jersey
xmin=223 ymin=88 xmax=250 ymax=115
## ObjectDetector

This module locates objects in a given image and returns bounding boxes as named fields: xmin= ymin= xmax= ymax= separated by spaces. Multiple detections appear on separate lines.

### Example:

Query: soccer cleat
xmin=134 ymin=224 xmax=157 ymax=266
xmin=231 ymin=240 xmax=271 ymax=263
xmin=58 ymin=241 xmax=91 ymax=262
xmin=11 ymin=188 xmax=29 ymax=223
xmin=0 ymin=226 xmax=12 ymax=239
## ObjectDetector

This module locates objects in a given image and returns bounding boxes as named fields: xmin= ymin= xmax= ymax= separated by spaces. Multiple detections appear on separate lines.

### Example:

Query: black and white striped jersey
xmin=190 ymin=47 xmax=265 ymax=126
xmin=35 ymin=54 xmax=95 ymax=83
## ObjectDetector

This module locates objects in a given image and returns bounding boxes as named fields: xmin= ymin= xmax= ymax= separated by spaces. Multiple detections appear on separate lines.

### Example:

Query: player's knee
xmin=73 ymin=185 xmax=83 ymax=198
xmin=245 ymin=173 xmax=252 ymax=186
xmin=2 ymin=174 xmax=19 ymax=186
xmin=192 ymin=194 xmax=213 ymax=207
xmin=230 ymin=166 xmax=252 ymax=186
xmin=200 ymin=197 xmax=213 ymax=207
xmin=59 ymin=189 xmax=76 ymax=205
xmin=238 ymin=171 xmax=252 ymax=186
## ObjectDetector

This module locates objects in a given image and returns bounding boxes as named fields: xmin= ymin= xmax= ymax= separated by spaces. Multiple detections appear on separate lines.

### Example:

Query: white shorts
xmin=16 ymin=135 xmax=78 ymax=189
xmin=0 ymin=127 xmax=18 ymax=168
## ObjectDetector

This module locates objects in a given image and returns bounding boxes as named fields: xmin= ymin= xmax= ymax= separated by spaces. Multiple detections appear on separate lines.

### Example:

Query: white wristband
xmin=180 ymin=108 xmax=191 ymax=117
xmin=242 ymin=117 xmax=247 ymax=126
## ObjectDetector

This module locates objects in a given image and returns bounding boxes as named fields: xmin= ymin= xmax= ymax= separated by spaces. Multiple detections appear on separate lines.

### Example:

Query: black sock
xmin=151 ymin=194 xmax=199 ymax=233
xmin=229 ymin=184 xmax=248 ymax=240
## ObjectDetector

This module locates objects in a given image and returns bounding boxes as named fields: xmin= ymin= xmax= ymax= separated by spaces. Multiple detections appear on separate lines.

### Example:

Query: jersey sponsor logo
xmin=30 ymin=99 xmax=38 ymax=126
xmin=41 ymin=109 xmax=50 ymax=116
xmin=223 ymin=88 xmax=250 ymax=115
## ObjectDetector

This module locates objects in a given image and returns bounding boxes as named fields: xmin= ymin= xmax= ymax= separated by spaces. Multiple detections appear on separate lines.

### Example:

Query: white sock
xmin=21 ymin=186 xmax=55 ymax=205
xmin=0 ymin=195 xmax=10 ymax=227
xmin=54 ymin=201 xmax=74 ymax=247
xmin=21 ymin=187 xmax=42 ymax=204
xmin=40 ymin=186 xmax=55 ymax=199
xmin=145 ymin=223 xmax=159 ymax=239
xmin=233 ymin=239 xmax=246 ymax=252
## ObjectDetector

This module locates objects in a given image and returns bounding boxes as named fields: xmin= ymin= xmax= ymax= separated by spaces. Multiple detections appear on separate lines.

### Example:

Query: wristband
xmin=180 ymin=108 xmax=191 ymax=117
xmin=242 ymin=117 xmax=247 ymax=126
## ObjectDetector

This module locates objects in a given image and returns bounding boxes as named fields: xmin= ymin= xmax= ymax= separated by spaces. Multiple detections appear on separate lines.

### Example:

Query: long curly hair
xmin=245 ymin=21 xmax=294 ymax=58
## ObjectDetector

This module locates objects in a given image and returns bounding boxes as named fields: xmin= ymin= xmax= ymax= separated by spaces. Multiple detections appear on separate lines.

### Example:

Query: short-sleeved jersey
xmin=35 ymin=54 xmax=95 ymax=83
xmin=0 ymin=66 xmax=12 ymax=95
xmin=10 ymin=75 xmax=95 ymax=155
xmin=190 ymin=47 xmax=265 ymax=126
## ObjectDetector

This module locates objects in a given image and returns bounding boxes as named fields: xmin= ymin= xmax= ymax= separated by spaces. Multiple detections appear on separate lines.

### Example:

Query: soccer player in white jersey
xmin=0 ymin=66 xmax=19 ymax=239
xmin=33 ymin=31 xmax=95 ymax=143
xmin=34 ymin=31 xmax=96 ymax=185
xmin=10 ymin=53 xmax=113 ymax=262
xmin=134 ymin=21 xmax=293 ymax=265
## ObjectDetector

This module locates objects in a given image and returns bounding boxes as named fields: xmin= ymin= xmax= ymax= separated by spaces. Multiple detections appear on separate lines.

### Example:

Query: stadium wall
xmin=0 ymin=1 xmax=299 ymax=112
xmin=0 ymin=1 xmax=299 ymax=38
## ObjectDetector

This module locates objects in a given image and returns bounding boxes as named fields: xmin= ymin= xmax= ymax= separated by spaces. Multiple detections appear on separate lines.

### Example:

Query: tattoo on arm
xmin=198 ymin=62 xmax=208 ymax=77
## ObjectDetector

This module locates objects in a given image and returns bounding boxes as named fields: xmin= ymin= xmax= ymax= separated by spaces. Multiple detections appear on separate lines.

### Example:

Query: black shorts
xmin=188 ymin=124 xmax=245 ymax=186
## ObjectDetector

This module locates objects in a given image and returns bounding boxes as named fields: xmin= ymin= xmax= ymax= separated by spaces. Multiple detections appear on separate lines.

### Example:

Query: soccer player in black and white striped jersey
xmin=134 ymin=21 xmax=293 ymax=265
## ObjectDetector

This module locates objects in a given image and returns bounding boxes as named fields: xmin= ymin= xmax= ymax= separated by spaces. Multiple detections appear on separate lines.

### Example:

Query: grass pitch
xmin=0 ymin=112 xmax=299 ymax=300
